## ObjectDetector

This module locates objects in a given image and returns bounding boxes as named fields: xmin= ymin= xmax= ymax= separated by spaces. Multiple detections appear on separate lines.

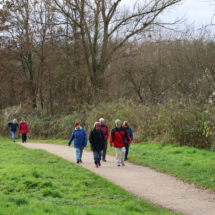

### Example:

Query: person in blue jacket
xmin=123 ymin=121 xmax=134 ymax=161
xmin=68 ymin=122 xmax=87 ymax=164
xmin=8 ymin=119 xmax=19 ymax=142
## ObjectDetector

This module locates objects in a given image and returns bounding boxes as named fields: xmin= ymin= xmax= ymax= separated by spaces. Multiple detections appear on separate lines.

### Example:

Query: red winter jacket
xmin=110 ymin=126 xmax=131 ymax=148
xmin=19 ymin=122 xmax=29 ymax=134
xmin=100 ymin=124 xmax=109 ymax=141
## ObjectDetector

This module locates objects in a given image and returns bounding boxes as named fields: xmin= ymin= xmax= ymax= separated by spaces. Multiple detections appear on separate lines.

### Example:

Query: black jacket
xmin=89 ymin=128 xmax=105 ymax=151
xmin=8 ymin=122 xmax=19 ymax=132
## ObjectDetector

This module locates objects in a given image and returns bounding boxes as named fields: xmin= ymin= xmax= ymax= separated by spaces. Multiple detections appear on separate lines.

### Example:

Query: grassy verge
xmin=0 ymin=136 xmax=178 ymax=215
xmin=22 ymin=136 xmax=215 ymax=192
xmin=125 ymin=143 xmax=215 ymax=191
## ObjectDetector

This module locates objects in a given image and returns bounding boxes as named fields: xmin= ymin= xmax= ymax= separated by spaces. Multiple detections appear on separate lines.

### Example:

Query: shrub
xmin=1 ymin=99 xmax=215 ymax=150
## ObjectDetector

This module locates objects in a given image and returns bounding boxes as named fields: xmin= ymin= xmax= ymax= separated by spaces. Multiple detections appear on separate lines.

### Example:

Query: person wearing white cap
xmin=99 ymin=118 xmax=109 ymax=162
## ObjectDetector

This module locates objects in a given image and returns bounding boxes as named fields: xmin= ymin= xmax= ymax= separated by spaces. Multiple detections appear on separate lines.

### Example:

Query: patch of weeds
xmin=43 ymin=208 xmax=53 ymax=213
xmin=3 ymin=186 xmax=15 ymax=194
xmin=42 ymin=188 xmax=62 ymax=198
xmin=23 ymin=180 xmax=40 ymax=189
xmin=182 ymin=162 xmax=192 ymax=167
xmin=32 ymin=171 xmax=41 ymax=178
xmin=172 ymin=150 xmax=183 ymax=154
xmin=47 ymin=160 xmax=58 ymax=164
xmin=14 ymin=197 xmax=28 ymax=206
xmin=42 ymin=181 xmax=52 ymax=188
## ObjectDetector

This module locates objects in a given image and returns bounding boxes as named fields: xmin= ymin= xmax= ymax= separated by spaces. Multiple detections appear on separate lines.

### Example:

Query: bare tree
xmin=52 ymin=0 xmax=183 ymax=95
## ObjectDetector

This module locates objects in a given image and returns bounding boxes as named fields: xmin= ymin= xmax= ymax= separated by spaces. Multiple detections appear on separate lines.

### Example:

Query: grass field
xmin=0 ymin=136 xmax=178 ymax=215
xmin=22 ymin=136 xmax=215 ymax=191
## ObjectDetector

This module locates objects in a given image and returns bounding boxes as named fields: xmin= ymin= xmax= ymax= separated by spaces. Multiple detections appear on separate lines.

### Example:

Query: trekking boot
xmin=122 ymin=163 xmax=125 ymax=166
xmin=79 ymin=160 xmax=82 ymax=163
xmin=95 ymin=162 xmax=98 ymax=168
xmin=98 ymin=161 xmax=101 ymax=166
xmin=77 ymin=160 xmax=80 ymax=164
xmin=117 ymin=164 xmax=120 ymax=166
xmin=102 ymin=159 xmax=107 ymax=162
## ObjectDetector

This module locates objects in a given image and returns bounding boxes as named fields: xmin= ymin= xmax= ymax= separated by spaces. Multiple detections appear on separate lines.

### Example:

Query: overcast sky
xmin=0 ymin=0 xmax=214 ymax=26
xmin=175 ymin=0 xmax=215 ymax=26
xmin=123 ymin=0 xmax=215 ymax=26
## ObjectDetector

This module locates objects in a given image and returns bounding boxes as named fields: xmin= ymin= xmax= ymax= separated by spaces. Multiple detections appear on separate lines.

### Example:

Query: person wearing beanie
xmin=8 ymin=119 xmax=19 ymax=142
xmin=110 ymin=119 xmax=131 ymax=166
xmin=68 ymin=122 xmax=88 ymax=163
xmin=18 ymin=119 xmax=29 ymax=143
xmin=89 ymin=122 xmax=105 ymax=168
xmin=99 ymin=118 xmax=109 ymax=162
xmin=123 ymin=121 xmax=134 ymax=161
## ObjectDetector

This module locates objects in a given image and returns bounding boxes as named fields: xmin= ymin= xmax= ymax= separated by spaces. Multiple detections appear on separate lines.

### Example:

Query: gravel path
xmin=18 ymin=142 xmax=215 ymax=215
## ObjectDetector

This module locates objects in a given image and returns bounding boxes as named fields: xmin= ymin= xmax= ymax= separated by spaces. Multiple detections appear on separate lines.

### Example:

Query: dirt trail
xmin=17 ymin=142 xmax=215 ymax=215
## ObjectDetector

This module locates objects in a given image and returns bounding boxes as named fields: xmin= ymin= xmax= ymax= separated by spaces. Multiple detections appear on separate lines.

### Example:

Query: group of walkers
xmin=8 ymin=117 xmax=134 ymax=167
xmin=8 ymin=119 xmax=29 ymax=143
xmin=68 ymin=118 xmax=134 ymax=167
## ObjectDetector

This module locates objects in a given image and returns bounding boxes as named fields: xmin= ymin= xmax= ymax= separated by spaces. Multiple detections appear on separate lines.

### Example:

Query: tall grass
xmin=1 ymin=99 xmax=215 ymax=149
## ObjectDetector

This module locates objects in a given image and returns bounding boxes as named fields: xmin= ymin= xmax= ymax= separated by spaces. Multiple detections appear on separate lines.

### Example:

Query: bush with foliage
xmin=1 ymin=100 xmax=215 ymax=150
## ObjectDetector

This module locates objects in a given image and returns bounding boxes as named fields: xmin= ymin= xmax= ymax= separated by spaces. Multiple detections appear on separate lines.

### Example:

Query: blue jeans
xmin=125 ymin=145 xmax=129 ymax=159
xmin=76 ymin=148 xmax=84 ymax=160
xmin=10 ymin=131 xmax=16 ymax=141
xmin=93 ymin=150 xmax=103 ymax=163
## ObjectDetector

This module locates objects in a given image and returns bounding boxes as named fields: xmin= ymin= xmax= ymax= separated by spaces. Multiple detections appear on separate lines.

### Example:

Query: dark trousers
xmin=102 ymin=140 xmax=108 ymax=160
xmin=125 ymin=145 xmax=129 ymax=159
xmin=22 ymin=133 xmax=27 ymax=143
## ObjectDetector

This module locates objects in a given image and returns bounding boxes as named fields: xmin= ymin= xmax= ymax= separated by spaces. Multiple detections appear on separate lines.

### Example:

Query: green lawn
xmin=0 ymin=136 xmax=178 ymax=215
xmin=125 ymin=143 xmax=215 ymax=190
xmin=23 ymin=136 xmax=215 ymax=191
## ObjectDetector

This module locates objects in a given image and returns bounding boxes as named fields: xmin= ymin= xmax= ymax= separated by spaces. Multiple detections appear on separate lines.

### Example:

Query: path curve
xmin=18 ymin=142 xmax=215 ymax=215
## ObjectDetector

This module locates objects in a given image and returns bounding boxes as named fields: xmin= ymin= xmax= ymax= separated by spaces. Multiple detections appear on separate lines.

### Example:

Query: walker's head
xmin=94 ymin=122 xmax=101 ymax=130
xmin=115 ymin=119 xmax=121 ymax=128
xmin=123 ymin=121 xmax=129 ymax=128
xmin=99 ymin=118 xmax=105 ymax=125
xmin=74 ymin=122 xmax=80 ymax=130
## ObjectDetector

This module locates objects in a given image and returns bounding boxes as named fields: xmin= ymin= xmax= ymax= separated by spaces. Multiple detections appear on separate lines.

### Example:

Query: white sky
xmin=124 ymin=0 xmax=215 ymax=26
xmin=176 ymin=0 xmax=215 ymax=26
xmin=0 ymin=0 xmax=214 ymax=26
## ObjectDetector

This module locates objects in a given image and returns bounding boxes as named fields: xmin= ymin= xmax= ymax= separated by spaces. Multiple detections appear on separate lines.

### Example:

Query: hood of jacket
xmin=75 ymin=127 xmax=83 ymax=131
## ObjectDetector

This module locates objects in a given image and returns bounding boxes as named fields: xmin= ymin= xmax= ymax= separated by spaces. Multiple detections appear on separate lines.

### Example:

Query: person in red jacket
xmin=19 ymin=119 xmax=29 ymax=143
xmin=99 ymin=118 xmax=109 ymax=162
xmin=110 ymin=119 xmax=131 ymax=166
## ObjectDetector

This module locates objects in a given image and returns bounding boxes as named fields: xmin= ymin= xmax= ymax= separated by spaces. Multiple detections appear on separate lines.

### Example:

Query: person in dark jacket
xmin=99 ymin=118 xmax=109 ymax=162
xmin=89 ymin=122 xmax=105 ymax=168
xmin=68 ymin=122 xmax=88 ymax=164
xmin=8 ymin=119 xmax=19 ymax=142
xmin=110 ymin=119 xmax=131 ymax=166
xmin=123 ymin=121 xmax=134 ymax=161
xmin=19 ymin=119 xmax=29 ymax=143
